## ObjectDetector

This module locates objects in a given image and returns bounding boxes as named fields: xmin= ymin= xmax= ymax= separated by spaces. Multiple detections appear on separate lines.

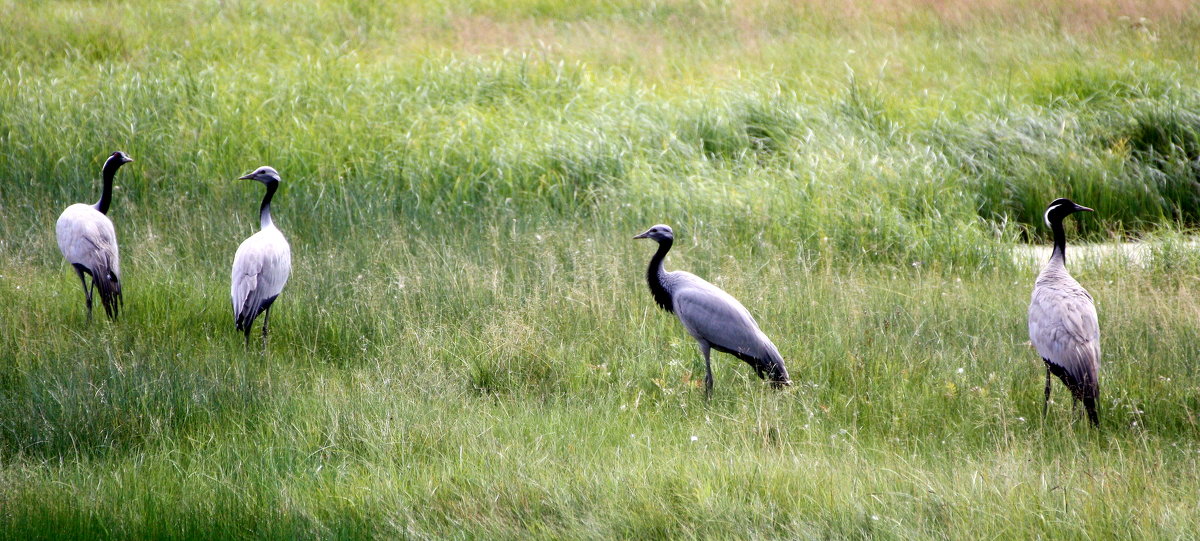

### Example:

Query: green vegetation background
xmin=3 ymin=0 xmax=1200 ymax=538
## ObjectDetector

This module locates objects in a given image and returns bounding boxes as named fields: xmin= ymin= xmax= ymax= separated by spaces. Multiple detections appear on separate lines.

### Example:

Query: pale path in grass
xmin=1012 ymin=239 xmax=1200 ymax=268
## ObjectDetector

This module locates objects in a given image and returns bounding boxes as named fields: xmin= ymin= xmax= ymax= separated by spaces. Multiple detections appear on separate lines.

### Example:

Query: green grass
xmin=4 ymin=0 xmax=1200 ymax=538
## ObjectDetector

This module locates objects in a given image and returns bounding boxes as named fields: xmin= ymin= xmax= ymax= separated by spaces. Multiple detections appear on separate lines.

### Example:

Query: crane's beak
xmin=633 ymin=230 xmax=650 ymax=239
xmin=238 ymin=173 xmax=254 ymax=180
xmin=1075 ymin=204 xmax=1094 ymax=213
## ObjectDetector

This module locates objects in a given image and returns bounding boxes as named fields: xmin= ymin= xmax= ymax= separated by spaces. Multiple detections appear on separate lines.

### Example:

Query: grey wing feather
xmin=231 ymin=254 xmax=262 ymax=321
xmin=1029 ymin=282 xmax=1100 ymax=397
xmin=56 ymin=206 xmax=120 ymax=278
xmin=231 ymin=228 xmax=291 ymax=327
xmin=670 ymin=274 xmax=790 ymax=383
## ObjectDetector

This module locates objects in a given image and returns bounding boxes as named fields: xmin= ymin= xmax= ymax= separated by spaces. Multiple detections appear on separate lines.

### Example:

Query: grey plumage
xmin=231 ymin=166 xmax=291 ymax=346
xmin=635 ymin=224 xmax=791 ymax=395
xmin=1028 ymin=198 xmax=1100 ymax=426
xmin=55 ymin=151 xmax=133 ymax=321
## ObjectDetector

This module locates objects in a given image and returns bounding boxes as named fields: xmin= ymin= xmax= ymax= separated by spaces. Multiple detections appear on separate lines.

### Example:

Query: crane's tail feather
xmin=755 ymin=345 xmax=791 ymax=388
xmin=235 ymin=295 xmax=278 ymax=334
xmin=716 ymin=345 xmax=792 ymax=388
xmin=234 ymin=308 xmax=254 ymax=333
xmin=1084 ymin=396 xmax=1099 ymax=426
xmin=765 ymin=357 xmax=792 ymax=388
xmin=89 ymin=262 xmax=121 ymax=321
xmin=234 ymin=296 xmax=260 ymax=332
xmin=1045 ymin=359 xmax=1099 ymax=425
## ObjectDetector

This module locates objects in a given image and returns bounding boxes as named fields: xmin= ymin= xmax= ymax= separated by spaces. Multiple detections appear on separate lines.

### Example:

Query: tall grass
xmin=3 ymin=0 xmax=1200 ymax=538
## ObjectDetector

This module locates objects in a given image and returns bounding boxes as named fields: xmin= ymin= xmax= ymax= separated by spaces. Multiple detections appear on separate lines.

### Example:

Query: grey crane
xmin=231 ymin=166 xmax=292 ymax=346
xmin=1028 ymin=198 xmax=1099 ymax=426
xmin=635 ymin=224 xmax=791 ymax=396
xmin=55 ymin=151 xmax=133 ymax=321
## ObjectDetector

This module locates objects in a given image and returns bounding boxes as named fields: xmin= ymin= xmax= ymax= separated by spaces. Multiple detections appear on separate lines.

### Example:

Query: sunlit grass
xmin=3 ymin=0 xmax=1200 ymax=538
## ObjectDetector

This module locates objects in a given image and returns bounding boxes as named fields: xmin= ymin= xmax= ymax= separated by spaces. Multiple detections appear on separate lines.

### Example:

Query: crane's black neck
xmin=94 ymin=156 xmax=125 ymax=215
xmin=646 ymin=239 xmax=674 ymax=313
xmin=1049 ymin=217 xmax=1067 ymax=266
xmin=259 ymin=181 xmax=278 ymax=229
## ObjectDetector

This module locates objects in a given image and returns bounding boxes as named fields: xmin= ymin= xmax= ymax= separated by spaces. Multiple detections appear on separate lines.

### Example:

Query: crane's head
xmin=1043 ymin=198 xmax=1093 ymax=228
xmin=238 ymin=166 xmax=281 ymax=185
xmin=633 ymin=224 xmax=674 ymax=243
xmin=108 ymin=151 xmax=133 ymax=165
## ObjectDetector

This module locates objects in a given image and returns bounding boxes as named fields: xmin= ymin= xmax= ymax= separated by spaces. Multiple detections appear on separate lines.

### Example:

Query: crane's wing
xmin=1029 ymin=283 xmax=1100 ymax=398
xmin=231 ymin=229 xmax=292 ymax=329
xmin=56 ymin=206 xmax=120 ymax=277
xmin=671 ymin=275 xmax=790 ymax=383
xmin=231 ymin=244 xmax=263 ymax=325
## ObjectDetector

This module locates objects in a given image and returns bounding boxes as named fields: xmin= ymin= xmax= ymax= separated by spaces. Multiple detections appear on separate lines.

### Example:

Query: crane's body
xmin=231 ymin=223 xmax=290 ymax=336
xmin=636 ymin=224 xmax=791 ymax=394
xmin=56 ymin=151 xmax=132 ymax=321
xmin=1028 ymin=198 xmax=1100 ymax=426
xmin=231 ymin=166 xmax=291 ymax=346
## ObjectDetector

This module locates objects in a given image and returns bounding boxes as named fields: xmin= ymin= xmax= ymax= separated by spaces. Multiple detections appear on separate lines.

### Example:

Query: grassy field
xmin=4 ymin=0 xmax=1200 ymax=538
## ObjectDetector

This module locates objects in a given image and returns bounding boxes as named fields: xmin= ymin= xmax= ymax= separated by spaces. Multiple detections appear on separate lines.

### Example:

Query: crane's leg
xmin=88 ymin=280 xmax=97 ymax=320
xmin=1042 ymin=366 xmax=1051 ymax=420
xmin=699 ymin=341 xmax=713 ymax=400
xmin=261 ymin=305 xmax=272 ymax=349
xmin=73 ymin=265 xmax=93 ymax=321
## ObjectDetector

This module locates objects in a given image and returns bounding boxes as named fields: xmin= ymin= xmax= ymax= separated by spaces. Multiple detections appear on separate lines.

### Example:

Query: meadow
xmin=3 ymin=0 xmax=1200 ymax=538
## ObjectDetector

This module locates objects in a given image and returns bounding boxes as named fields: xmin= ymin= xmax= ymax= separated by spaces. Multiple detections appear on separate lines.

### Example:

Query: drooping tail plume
xmin=93 ymin=261 xmax=122 ymax=320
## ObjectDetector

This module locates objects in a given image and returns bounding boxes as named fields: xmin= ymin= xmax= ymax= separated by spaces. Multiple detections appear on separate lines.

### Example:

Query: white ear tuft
xmin=1043 ymin=204 xmax=1062 ymax=228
